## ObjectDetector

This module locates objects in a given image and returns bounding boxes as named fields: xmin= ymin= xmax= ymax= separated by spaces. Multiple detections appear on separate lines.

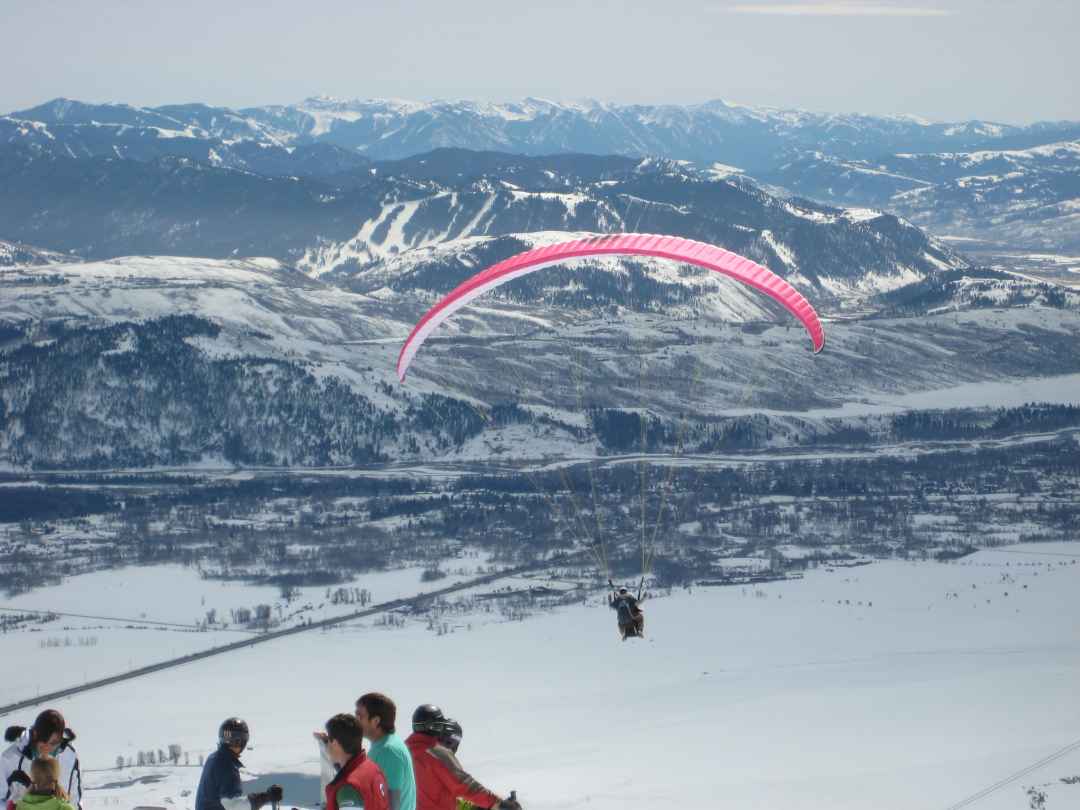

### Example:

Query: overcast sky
xmin=2 ymin=0 xmax=1076 ymax=123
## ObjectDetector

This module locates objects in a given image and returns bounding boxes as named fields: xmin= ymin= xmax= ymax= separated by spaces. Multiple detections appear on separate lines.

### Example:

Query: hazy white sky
xmin=2 ymin=0 xmax=1076 ymax=123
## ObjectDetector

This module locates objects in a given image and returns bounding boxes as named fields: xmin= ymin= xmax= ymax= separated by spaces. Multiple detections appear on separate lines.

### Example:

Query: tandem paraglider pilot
xmin=609 ymin=586 xmax=645 ymax=640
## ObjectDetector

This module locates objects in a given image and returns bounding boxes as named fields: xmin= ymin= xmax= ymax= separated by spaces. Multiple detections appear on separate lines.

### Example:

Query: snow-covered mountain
xmin=2 ymin=104 xmax=1077 ymax=470
xmin=2 ymin=245 xmax=1077 ymax=470
xmin=0 ymin=256 xmax=490 ymax=468
xmin=765 ymin=141 xmax=1080 ymax=250
xmin=6 ymin=95 xmax=1077 ymax=253
xmin=6 ymin=96 xmax=1080 ymax=171
xmin=0 ymin=112 xmax=371 ymax=178
xmin=0 ymin=147 xmax=964 ymax=300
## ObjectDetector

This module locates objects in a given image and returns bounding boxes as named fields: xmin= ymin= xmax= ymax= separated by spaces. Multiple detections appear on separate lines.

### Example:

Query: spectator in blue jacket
xmin=194 ymin=718 xmax=282 ymax=810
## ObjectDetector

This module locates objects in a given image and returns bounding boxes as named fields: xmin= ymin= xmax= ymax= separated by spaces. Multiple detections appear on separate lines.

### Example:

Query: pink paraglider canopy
xmin=396 ymin=233 xmax=825 ymax=381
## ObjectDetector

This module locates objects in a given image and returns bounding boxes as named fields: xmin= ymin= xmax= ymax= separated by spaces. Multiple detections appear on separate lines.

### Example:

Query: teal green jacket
xmin=368 ymin=733 xmax=416 ymax=810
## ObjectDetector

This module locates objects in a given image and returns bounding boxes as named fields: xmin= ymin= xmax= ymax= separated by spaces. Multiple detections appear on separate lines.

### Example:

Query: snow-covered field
xmin=3 ymin=543 xmax=1079 ymax=810
xmin=0 ymin=560 xmax=498 ymax=702
xmin=717 ymin=369 xmax=1080 ymax=419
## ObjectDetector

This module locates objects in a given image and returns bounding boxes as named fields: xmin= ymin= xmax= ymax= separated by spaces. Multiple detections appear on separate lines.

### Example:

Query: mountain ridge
xmin=0 ymin=148 xmax=965 ymax=298
xmin=8 ymin=96 xmax=1080 ymax=171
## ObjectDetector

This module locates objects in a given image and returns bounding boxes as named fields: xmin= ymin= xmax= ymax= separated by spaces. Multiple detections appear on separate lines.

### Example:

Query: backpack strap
xmin=68 ymin=752 xmax=83 ymax=810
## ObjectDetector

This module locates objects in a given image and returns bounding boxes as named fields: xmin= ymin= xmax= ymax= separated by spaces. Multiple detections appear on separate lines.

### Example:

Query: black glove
xmin=496 ymin=791 xmax=522 ymax=810
xmin=8 ymin=769 xmax=31 ymax=788
xmin=248 ymin=786 xmax=285 ymax=809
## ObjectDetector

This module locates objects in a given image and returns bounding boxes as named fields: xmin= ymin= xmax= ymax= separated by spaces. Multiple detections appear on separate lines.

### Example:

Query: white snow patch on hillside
xmin=922 ymin=251 xmax=954 ymax=271
xmin=819 ymin=264 xmax=924 ymax=298
xmin=760 ymin=230 xmax=798 ymax=270
xmin=782 ymin=202 xmax=837 ymax=224
xmin=299 ymin=193 xmax=510 ymax=278
xmin=146 ymin=125 xmax=200 ymax=139
xmin=0 ymin=256 xmax=406 ymax=385
xmin=930 ymin=139 xmax=1080 ymax=165
xmin=842 ymin=207 xmax=884 ymax=224
xmin=463 ymin=305 xmax=553 ymax=328
xmin=509 ymin=190 xmax=589 ymax=216
xmin=451 ymin=422 xmax=600 ymax=461
xmin=708 ymin=162 xmax=744 ymax=179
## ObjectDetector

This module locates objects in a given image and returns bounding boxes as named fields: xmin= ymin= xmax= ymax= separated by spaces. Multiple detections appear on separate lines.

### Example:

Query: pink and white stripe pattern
xmin=396 ymin=233 xmax=825 ymax=381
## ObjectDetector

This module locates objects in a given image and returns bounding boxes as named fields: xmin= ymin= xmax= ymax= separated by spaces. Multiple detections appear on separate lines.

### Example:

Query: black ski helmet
xmin=439 ymin=718 xmax=463 ymax=753
xmin=219 ymin=717 xmax=250 ymax=750
xmin=412 ymin=704 xmax=446 ymax=735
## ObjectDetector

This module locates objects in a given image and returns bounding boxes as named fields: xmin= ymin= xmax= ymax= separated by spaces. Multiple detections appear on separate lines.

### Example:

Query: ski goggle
xmin=441 ymin=733 xmax=462 ymax=753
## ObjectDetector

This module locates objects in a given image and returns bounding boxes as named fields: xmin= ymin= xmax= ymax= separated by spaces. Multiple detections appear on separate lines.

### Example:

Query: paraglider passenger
xmin=321 ymin=714 xmax=390 ymax=810
xmin=405 ymin=704 xmax=521 ymax=810
xmin=609 ymin=586 xmax=645 ymax=640
xmin=194 ymin=718 xmax=283 ymax=810
xmin=437 ymin=719 xmax=462 ymax=754
xmin=355 ymin=693 xmax=417 ymax=810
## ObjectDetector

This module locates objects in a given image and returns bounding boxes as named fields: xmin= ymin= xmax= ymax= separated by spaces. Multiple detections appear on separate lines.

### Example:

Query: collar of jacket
xmin=328 ymin=750 xmax=368 ymax=787
xmin=218 ymin=743 xmax=244 ymax=768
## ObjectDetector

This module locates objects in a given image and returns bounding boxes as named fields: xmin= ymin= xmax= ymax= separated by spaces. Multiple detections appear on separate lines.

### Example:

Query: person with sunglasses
xmin=319 ymin=714 xmax=390 ymax=810
xmin=437 ymin=720 xmax=462 ymax=755
xmin=1 ymin=711 xmax=81 ymax=810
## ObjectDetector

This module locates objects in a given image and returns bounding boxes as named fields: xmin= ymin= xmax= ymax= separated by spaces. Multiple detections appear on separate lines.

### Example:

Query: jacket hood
xmin=8 ymin=727 xmax=31 ymax=753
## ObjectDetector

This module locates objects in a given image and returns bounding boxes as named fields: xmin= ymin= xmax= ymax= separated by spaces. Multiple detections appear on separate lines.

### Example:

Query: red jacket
xmin=325 ymin=751 xmax=390 ymax=810
xmin=405 ymin=733 xmax=501 ymax=810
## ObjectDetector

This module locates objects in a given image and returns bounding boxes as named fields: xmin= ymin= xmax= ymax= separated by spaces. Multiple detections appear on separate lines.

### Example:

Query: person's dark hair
xmin=32 ymin=710 xmax=65 ymax=744
xmin=325 ymin=714 xmax=364 ymax=756
xmin=356 ymin=693 xmax=396 ymax=734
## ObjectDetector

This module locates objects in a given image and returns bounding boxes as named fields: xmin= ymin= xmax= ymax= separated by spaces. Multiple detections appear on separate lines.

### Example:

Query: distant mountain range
xmin=4 ymin=96 xmax=1077 ymax=248
xmin=6 ymin=96 xmax=1079 ymax=170
xmin=764 ymin=141 xmax=1080 ymax=250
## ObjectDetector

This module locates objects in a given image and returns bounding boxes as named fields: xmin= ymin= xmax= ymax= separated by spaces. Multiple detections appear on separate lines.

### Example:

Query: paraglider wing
xmin=396 ymin=233 xmax=825 ymax=381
